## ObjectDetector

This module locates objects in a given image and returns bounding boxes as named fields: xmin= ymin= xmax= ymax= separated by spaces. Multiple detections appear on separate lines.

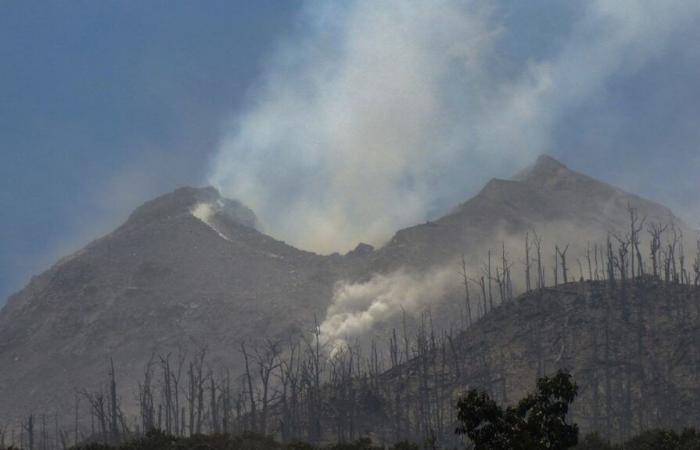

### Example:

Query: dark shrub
xmin=574 ymin=433 xmax=616 ymax=450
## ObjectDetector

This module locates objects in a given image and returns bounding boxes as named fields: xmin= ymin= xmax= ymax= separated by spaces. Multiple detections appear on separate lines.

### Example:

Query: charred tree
xmin=557 ymin=244 xmax=570 ymax=284
xmin=108 ymin=358 xmax=119 ymax=443
xmin=648 ymin=223 xmax=666 ymax=279
xmin=460 ymin=254 xmax=473 ymax=327
xmin=240 ymin=342 xmax=257 ymax=433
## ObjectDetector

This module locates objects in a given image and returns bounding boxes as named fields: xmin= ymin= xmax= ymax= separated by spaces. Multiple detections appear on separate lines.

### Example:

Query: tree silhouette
xmin=456 ymin=371 xmax=578 ymax=450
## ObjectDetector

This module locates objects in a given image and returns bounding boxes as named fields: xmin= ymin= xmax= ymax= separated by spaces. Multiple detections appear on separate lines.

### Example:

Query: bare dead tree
xmin=108 ymin=358 xmax=119 ymax=443
xmin=389 ymin=328 xmax=399 ymax=369
xmin=613 ymin=234 xmax=630 ymax=285
xmin=494 ymin=265 xmax=504 ymax=305
xmin=278 ymin=337 xmax=301 ymax=441
xmin=662 ymin=248 xmax=671 ymax=283
xmin=603 ymin=289 xmax=612 ymax=439
xmin=304 ymin=315 xmax=324 ymax=443
xmin=74 ymin=392 xmax=80 ymax=446
xmin=532 ymin=231 xmax=545 ymax=289
xmin=501 ymin=242 xmax=513 ymax=301
xmin=459 ymin=254 xmax=472 ymax=327
xmin=138 ymin=355 xmax=156 ymax=433
xmin=678 ymin=229 xmax=687 ymax=285
xmin=186 ymin=346 xmax=207 ymax=435
xmin=239 ymin=342 xmax=257 ymax=433
xmin=165 ymin=349 xmax=186 ymax=436
xmin=627 ymin=204 xmax=646 ymax=278
xmin=415 ymin=312 xmax=431 ymax=439
xmin=606 ymin=235 xmax=616 ymax=288
xmin=669 ymin=222 xmax=680 ymax=283
xmin=40 ymin=414 xmax=46 ymax=450
xmin=648 ymin=223 xmax=667 ymax=279
xmin=693 ymin=236 xmax=700 ymax=287
xmin=446 ymin=331 xmax=461 ymax=383
xmin=557 ymin=244 xmax=570 ymax=284
xmin=187 ymin=364 xmax=196 ymax=434
xmin=524 ymin=232 xmax=532 ymax=292
xmin=486 ymin=250 xmax=493 ymax=310
xmin=255 ymin=339 xmax=282 ymax=435
xmin=220 ymin=369 xmax=232 ymax=435
xmin=206 ymin=371 xmax=218 ymax=434
xmin=472 ymin=275 xmax=488 ymax=317
xmin=23 ymin=415 xmax=34 ymax=450
xmin=232 ymin=377 xmax=248 ymax=434
xmin=80 ymin=389 xmax=107 ymax=443
xmin=159 ymin=353 xmax=173 ymax=434
xmin=59 ymin=428 xmax=70 ymax=450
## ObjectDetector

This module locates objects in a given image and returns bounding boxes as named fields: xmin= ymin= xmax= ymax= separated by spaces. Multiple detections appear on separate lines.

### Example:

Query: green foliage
xmin=624 ymin=429 xmax=679 ymax=450
xmin=621 ymin=428 xmax=700 ymax=450
xmin=574 ymin=433 xmax=616 ymax=450
xmin=3 ymin=428 xmax=700 ymax=450
xmin=63 ymin=432 xmax=387 ymax=450
xmin=70 ymin=430 xmax=282 ymax=450
xmin=284 ymin=440 xmax=315 ymax=450
xmin=572 ymin=429 xmax=700 ymax=450
xmin=324 ymin=437 xmax=381 ymax=450
xmin=455 ymin=370 xmax=579 ymax=450
xmin=390 ymin=441 xmax=420 ymax=450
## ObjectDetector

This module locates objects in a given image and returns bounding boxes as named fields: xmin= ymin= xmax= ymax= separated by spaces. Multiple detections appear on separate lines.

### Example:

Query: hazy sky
xmin=2 ymin=0 xmax=700 ymax=303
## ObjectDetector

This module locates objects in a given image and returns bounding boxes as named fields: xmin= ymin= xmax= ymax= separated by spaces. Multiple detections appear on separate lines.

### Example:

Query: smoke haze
xmin=209 ymin=0 xmax=700 ymax=254
xmin=320 ymin=266 xmax=459 ymax=350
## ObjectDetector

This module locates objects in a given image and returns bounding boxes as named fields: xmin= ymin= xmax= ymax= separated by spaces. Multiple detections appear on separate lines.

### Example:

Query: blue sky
xmin=0 ymin=1 xmax=301 ymax=301
xmin=1 ymin=0 xmax=699 ymax=302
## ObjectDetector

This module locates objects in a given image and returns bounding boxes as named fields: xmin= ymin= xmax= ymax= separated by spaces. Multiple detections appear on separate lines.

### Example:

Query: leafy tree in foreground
xmin=456 ymin=370 xmax=578 ymax=450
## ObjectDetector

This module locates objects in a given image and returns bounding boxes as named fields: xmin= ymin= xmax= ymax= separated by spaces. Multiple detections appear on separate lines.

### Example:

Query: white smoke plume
xmin=209 ymin=0 xmax=700 ymax=254
xmin=318 ymin=210 xmax=699 ymax=347
xmin=190 ymin=203 xmax=231 ymax=241
xmin=319 ymin=266 xmax=459 ymax=350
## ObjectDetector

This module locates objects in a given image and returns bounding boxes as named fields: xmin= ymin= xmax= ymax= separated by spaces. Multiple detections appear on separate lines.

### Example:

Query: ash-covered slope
xmin=0 ymin=187 xmax=359 ymax=423
xmin=368 ymin=155 xmax=685 ymax=273
xmin=0 ymin=155 xmax=693 ymax=426
xmin=381 ymin=279 xmax=700 ymax=442
xmin=292 ymin=279 xmax=700 ymax=445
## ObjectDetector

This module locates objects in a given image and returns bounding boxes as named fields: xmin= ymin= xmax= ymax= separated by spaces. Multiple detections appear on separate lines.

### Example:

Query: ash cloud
xmin=319 ymin=266 xmax=459 ymax=350
xmin=209 ymin=0 xmax=700 ymax=254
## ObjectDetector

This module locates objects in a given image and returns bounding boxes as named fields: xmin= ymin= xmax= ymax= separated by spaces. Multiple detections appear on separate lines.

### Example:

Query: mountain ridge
xmin=0 ymin=154 xmax=694 ymax=427
xmin=366 ymin=154 xmax=683 ymax=275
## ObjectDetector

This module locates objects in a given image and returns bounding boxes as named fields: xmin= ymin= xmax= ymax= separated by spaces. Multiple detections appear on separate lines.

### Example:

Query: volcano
xmin=0 ymin=155 xmax=692 ymax=426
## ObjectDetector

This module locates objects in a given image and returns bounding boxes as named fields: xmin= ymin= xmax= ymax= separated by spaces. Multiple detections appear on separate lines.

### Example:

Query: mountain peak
xmin=511 ymin=155 xmax=587 ymax=187
xmin=511 ymin=154 xmax=570 ymax=182
xmin=126 ymin=186 xmax=260 ymax=230
xmin=532 ymin=154 xmax=567 ymax=170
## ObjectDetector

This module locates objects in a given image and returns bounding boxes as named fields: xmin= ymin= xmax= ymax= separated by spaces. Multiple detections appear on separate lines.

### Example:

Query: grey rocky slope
xmin=0 ymin=155 xmax=693 ymax=426
xmin=0 ymin=187 xmax=361 ymax=424
xmin=389 ymin=279 xmax=700 ymax=442
xmin=327 ymin=155 xmax=693 ymax=350
xmin=368 ymin=155 xmax=688 ymax=274
xmin=275 ymin=279 xmax=700 ymax=445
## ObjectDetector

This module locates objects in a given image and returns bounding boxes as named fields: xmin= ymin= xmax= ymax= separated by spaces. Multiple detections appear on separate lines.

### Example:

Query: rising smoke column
xmin=319 ymin=266 xmax=459 ymax=351
xmin=208 ymin=0 xmax=522 ymax=253
xmin=209 ymin=0 xmax=700 ymax=255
